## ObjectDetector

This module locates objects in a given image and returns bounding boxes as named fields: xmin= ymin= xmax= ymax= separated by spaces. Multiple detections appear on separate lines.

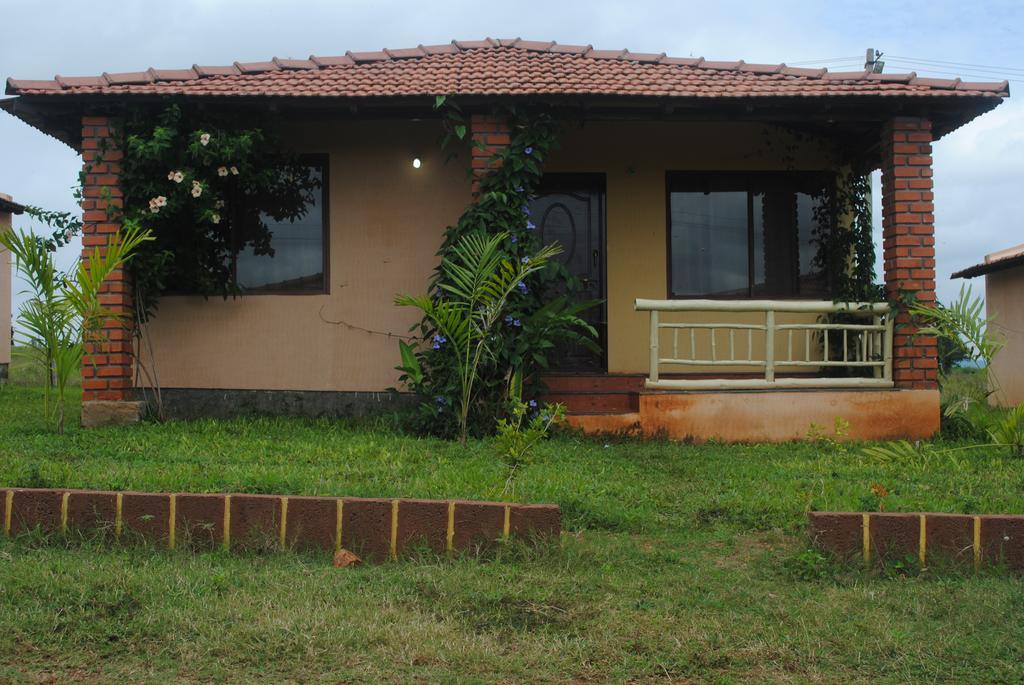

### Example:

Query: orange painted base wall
xmin=566 ymin=389 xmax=940 ymax=443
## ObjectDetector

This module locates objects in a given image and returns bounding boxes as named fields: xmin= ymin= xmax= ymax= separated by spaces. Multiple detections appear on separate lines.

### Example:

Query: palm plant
xmin=1 ymin=221 xmax=152 ymax=432
xmin=863 ymin=284 xmax=1024 ymax=461
xmin=396 ymin=231 xmax=561 ymax=443
xmin=909 ymin=283 xmax=1004 ymax=411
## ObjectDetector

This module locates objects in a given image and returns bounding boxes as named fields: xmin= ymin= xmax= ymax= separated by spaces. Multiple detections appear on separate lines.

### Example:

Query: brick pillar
xmin=0 ymin=196 xmax=13 ymax=384
xmin=80 ymin=115 xmax=142 ymax=426
xmin=469 ymin=114 xmax=511 ymax=195
xmin=880 ymin=117 xmax=938 ymax=390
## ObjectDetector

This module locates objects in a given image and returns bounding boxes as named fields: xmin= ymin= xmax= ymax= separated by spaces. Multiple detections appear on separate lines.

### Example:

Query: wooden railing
xmin=634 ymin=299 xmax=893 ymax=390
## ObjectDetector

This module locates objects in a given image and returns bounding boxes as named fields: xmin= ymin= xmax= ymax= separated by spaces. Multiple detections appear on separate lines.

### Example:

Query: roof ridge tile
xmin=102 ymin=71 xmax=153 ymax=85
xmin=586 ymin=48 xmax=627 ymax=60
xmin=821 ymin=70 xmax=870 ymax=80
xmin=272 ymin=57 xmax=317 ymax=70
xmin=147 ymin=67 xmax=199 ymax=81
xmin=55 ymin=74 xmax=108 ymax=87
xmin=419 ymin=43 xmax=458 ymax=55
xmin=780 ymin=65 xmax=827 ymax=78
xmin=193 ymin=64 xmax=242 ymax=77
xmin=309 ymin=55 xmax=355 ymax=67
xmin=739 ymin=62 xmax=784 ymax=74
xmin=517 ymin=40 xmax=555 ymax=52
xmin=956 ymin=79 xmax=1010 ymax=92
xmin=550 ymin=43 xmax=590 ymax=54
xmin=233 ymin=61 xmax=279 ymax=74
xmin=909 ymin=75 xmax=961 ymax=89
xmin=384 ymin=47 xmax=427 ymax=60
xmin=345 ymin=50 xmax=390 ymax=63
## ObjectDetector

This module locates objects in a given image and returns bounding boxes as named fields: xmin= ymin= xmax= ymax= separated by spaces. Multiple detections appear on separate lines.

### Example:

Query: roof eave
xmin=1 ymin=89 xmax=1007 ymax=153
xmin=952 ymin=253 xmax=1024 ymax=279
xmin=0 ymin=195 xmax=25 ymax=214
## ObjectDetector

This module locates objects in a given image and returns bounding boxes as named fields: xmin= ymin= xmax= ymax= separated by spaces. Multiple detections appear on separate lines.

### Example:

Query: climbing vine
xmin=757 ymin=124 xmax=883 ymax=303
xmin=812 ymin=171 xmax=884 ymax=302
xmin=114 ymin=104 xmax=321 ymax=320
xmin=396 ymin=98 xmax=598 ymax=438
xmin=26 ymin=105 xmax=319 ymax=322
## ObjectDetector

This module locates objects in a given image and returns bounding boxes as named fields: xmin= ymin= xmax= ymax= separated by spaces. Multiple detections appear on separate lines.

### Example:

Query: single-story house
xmin=0 ymin=193 xmax=24 ymax=384
xmin=953 ymin=243 xmax=1024 ymax=407
xmin=2 ymin=39 xmax=1010 ymax=440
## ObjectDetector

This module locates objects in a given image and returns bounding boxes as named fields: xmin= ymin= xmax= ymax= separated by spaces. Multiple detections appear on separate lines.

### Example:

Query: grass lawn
xmin=1 ymin=378 xmax=1023 ymax=683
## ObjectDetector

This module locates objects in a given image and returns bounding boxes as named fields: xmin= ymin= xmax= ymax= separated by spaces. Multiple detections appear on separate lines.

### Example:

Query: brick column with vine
xmin=80 ymin=115 xmax=138 ymax=411
xmin=469 ymin=113 xmax=511 ymax=195
xmin=880 ymin=117 xmax=938 ymax=390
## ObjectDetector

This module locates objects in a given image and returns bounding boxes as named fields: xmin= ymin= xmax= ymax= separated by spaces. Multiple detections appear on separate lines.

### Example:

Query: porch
xmin=543 ymin=298 xmax=939 ymax=442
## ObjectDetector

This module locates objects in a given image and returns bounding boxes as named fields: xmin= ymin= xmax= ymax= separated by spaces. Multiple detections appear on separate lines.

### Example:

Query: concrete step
xmin=540 ymin=391 xmax=640 ymax=415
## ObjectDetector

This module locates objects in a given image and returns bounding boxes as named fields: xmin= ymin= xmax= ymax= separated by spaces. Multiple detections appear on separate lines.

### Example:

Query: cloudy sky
xmin=2 ymin=0 xmax=1021 ymax=311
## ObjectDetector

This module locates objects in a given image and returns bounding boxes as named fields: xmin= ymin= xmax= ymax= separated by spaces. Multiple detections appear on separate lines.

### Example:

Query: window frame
xmin=234 ymin=153 xmax=331 ymax=296
xmin=664 ymin=170 xmax=833 ymax=300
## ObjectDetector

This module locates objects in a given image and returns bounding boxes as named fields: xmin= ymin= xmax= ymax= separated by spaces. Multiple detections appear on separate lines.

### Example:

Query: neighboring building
xmin=0 ymin=193 xmax=24 ymax=384
xmin=0 ymin=39 xmax=1011 ymax=439
xmin=952 ymin=244 xmax=1024 ymax=407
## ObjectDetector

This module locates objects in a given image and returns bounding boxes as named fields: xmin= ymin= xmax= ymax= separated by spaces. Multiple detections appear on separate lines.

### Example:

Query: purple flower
xmin=504 ymin=315 xmax=514 ymax=325
xmin=524 ymin=147 xmax=533 ymax=155
xmin=513 ymin=319 xmax=521 ymax=327
xmin=520 ymin=256 xmax=530 ymax=264
xmin=521 ymin=205 xmax=531 ymax=215
xmin=515 ymin=185 xmax=525 ymax=193
xmin=517 ymin=281 xmax=528 ymax=294
xmin=510 ymin=235 xmax=518 ymax=243
xmin=435 ymin=395 xmax=447 ymax=405
xmin=526 ymin=220 xmax=536 ymax=231
xmin=432 ymin=334 xmax=447 ymax=350
xmin=528 ymin=399 xmax=538 ymax=408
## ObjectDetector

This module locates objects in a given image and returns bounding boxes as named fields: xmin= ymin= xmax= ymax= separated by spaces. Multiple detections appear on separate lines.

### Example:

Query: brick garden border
xmin=1 ymin=487 xmax=560 ymax=562
xmin=809 ymin=512 xmax=1024 ymax=571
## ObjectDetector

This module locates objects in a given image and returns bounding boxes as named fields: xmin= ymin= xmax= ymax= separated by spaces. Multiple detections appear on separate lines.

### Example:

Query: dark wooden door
xmin=529 ymin=174 xmax=606 ymax=372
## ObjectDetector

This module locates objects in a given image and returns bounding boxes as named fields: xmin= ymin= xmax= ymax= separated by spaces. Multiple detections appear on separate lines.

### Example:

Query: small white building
xmin=953 ymin=243 xmax=1024 ymax=407
xmin=0 ymin=193 xmax=24 ymax=383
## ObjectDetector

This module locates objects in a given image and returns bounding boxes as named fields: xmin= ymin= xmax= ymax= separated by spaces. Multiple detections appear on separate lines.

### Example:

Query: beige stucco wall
xmin=142 ymin=120 xmax=471 ymax=391
xmin=988 ymin=267 xmax=1024 ymax=406
xmin=1 ymin=200 xmax=12 ymax=372
xmin=143 ymin=119 xmax=842 ymax=391
xmin=544 ymin=121 xmax=837 ymax=374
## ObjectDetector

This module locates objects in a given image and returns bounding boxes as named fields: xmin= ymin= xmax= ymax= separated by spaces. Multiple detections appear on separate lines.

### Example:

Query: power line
xmin=786 ymin=53 xmax=1024 ymax=82
xmin=884 ymin=60 xmax=1023 ymax=83
xmin=786 ymin=56 xmax=862 ymax=65
xmin=887 ymin=54 xmax=1024 ymax=76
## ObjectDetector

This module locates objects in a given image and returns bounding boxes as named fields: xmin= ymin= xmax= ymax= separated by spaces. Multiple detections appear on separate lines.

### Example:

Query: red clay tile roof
xmin=952 ymin=243 xmax=1024 ymax=279
xmin=5 ymin=39 xmax=1011 ymax=100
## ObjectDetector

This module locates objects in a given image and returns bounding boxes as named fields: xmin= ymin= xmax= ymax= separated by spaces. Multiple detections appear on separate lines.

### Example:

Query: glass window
xmin=668 ymin=172 xmax=829 ymax=298
xmin=236 ymin=164 xmax=327 ymax=293
xmin=669 ymin=191 xmax=749 ymax=297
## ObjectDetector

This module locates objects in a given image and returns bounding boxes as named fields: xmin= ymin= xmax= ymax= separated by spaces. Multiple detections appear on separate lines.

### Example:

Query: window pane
xmin=796 ymin=192 xmax=828 ymax=296
xmin=669 ymin=191 xmax=748 ymax=297
xmin=752 ymin=189 xmax=798 ymax=297
xmin=751 ymin=187 xmax=828 ymax=297
xmin=236 ymin=167 xmax=325 ymax=292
